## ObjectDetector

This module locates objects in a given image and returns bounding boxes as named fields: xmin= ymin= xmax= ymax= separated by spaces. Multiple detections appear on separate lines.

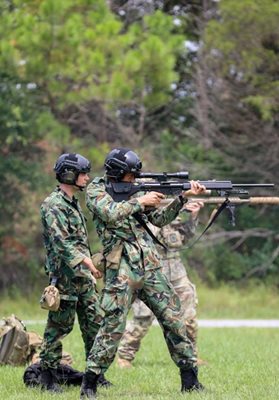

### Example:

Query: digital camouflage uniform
xmin=85 ymin=177 xmax=196 ymax=375
xmin=40 ymin=187 xmax=103 ymax=370
xmin=118 ymin=216 xmax=199 ymax=362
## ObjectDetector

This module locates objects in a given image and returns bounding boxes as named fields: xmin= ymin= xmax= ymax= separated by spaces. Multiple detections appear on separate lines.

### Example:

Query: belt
xmin=60 ymin=294 xmax=78 ymax=301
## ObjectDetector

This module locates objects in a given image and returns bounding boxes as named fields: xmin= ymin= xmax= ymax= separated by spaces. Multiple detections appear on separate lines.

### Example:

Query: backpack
xmin=0 ymin=315 xmax=31 ymax=366
xmin=23 ymin=362 xmax=83 ymax=387
xmin=0 ymin=314 xmax=74 ymax=367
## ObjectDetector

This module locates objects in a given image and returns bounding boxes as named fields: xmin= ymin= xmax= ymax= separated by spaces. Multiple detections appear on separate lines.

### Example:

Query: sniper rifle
xmin=105 ymin=172 xmax=275 ymax=230
xmin=105 ymin=171 xmax=274 ymax=203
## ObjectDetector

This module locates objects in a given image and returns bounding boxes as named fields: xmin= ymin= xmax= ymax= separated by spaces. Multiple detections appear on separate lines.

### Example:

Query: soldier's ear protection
xmin=57 ymin=168 xmax=79 ymax=185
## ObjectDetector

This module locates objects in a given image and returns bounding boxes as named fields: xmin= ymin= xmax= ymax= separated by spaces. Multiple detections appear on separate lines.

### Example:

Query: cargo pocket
xmin=105 ymin=241 xmax=124 ymax=270
xmin=91 ymin=252 xmax=106 ymax=272
xmin=101 ymin=278 xmax=129 ymax=317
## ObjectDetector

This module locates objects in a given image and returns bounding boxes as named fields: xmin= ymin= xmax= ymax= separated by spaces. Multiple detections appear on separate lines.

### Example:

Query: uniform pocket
xmin=91 ymin=252 xmax=106 ymax=272
xmin=101 ymin=277 xmax=129 ymax=316
xmin=105 ymin=241 xmax=124 ymax=270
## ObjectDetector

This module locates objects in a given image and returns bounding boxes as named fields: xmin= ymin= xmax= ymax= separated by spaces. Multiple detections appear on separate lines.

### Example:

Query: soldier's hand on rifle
xmin=138 ymin=191 xmax=165 ymax=207
xmin=184 ymin=201 xmax=204 ymax=219
xmin=184 ymin=180 xmax=206 ymax=197
xmin=82 ymin=256 xmax=103 ymax=279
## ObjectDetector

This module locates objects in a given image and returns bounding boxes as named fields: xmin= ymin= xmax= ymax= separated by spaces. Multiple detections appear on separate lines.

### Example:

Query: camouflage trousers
xmin=118 ymin=273 xmax=198 ymax=362
xmin=40 ymin=275 xmax=103 ymax=370
xmin=86 ymin=265 xmax=196 ymax=375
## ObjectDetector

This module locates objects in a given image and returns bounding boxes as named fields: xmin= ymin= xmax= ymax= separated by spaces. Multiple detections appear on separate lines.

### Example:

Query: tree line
xmin=0 ymin=0 xmax=278 ymax=293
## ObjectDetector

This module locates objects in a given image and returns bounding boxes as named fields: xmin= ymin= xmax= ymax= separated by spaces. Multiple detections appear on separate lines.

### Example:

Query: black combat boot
xmin=180 ymin=367 xmax=205 ymax=392
xmin=97 ymin=373 xmax=113 ymax=388
xmin=40 ymin=368 xmax=63 ymax=393
xmin=80 ymin=370 xmax=99 ymax=399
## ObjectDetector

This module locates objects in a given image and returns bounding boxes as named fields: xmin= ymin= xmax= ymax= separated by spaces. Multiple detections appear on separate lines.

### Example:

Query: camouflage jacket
xmin=155 ymin=216 xmax=199 ymax=260
xmin=155 ymin=217 xmax=199 ymax=280
xmin=41 ymin=187 xmax=91 ymax=279
xmin=86 ymin=177 xmax=184 ymax=271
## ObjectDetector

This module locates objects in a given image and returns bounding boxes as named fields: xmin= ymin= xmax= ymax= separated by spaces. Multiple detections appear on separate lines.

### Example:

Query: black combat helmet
xmin=104 ymin=148 xmax=142 ymax=180
xmin=54 ymin=153 xmax=91 ymax=185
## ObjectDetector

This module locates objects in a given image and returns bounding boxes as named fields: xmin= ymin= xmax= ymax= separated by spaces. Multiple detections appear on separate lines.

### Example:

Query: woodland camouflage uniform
xmin=118 ymin=216 xmax=199 ymax=363
xmin=85 ymin=177 xmax=197 ymax=375
xmin=39 ymin=187 xmax=103 ymax=370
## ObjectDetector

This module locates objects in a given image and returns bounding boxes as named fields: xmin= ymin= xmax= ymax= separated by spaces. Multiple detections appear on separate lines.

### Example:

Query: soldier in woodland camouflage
xmin=117 ymin=203 xmax=203 ymax=368
xmin=81 ymin=148 xmax=206 ymax=399
xmin=39 ymin=153 xmax=108 ymax=393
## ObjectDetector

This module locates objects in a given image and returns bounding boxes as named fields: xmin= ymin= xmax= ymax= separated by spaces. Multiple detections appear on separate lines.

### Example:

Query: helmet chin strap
xmin=74 ymin=183 xmax=86 ymax=191
xmin=74 ymin=172 xmax=88 ymax=191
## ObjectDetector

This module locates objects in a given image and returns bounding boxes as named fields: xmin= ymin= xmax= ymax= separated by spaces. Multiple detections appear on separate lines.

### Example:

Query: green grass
xmin=1 ymin=324 xmax=279 ymax=399
xmin=1 ymin=284 xmax=279 ymax=399
xmin=1 ymin=282 xmax=279 ymax=320
xmin=0 ymin=297 xmax=47 ymax=321
xmin=197 ymin=282 xmax=279 ymax=318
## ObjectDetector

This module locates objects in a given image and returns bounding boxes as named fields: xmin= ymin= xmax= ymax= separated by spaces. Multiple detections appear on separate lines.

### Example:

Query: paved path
xmin=24 ymin=319 xmax=279 ymax=328
xmin=198 ymin=319 xmax=279 ymax=328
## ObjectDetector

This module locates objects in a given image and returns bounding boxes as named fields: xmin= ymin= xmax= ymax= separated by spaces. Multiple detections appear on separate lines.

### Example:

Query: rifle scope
xmin=138 ymin=171 xmax=189 ymax=181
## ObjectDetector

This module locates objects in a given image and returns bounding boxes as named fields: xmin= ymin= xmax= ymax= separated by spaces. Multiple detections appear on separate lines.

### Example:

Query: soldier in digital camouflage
xmin=81 ymin=148 xmax=206 ymax=399
xmin=39 ymin=153 xmax=110 ymax=393
xmin=117 ymin=201 xmax=206 ymax=368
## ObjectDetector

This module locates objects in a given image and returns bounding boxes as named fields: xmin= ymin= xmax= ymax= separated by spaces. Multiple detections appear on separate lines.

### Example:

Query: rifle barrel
xmin=141 ymin=181 xmax=275 ymax=191
xmin=232 ymin=183 xmax=275 ymax=188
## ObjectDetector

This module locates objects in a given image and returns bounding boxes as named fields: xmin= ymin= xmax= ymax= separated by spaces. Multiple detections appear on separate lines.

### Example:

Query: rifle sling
xmin=50 ymin=276 xmax=58 ymax=286
xmin=133 ymin=213 xmax=167 ymax=251
xmin=185 ymin=199 xmax=230 ymax=249
xmin=105 ymin=182 xmax=167 ymax=250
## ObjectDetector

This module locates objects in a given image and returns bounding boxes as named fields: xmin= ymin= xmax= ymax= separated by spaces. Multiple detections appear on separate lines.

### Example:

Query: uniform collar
xmin=91 ymin=176 xmax=105 ymax=184
xmin=55 ymin=186 xmax=78 ymax=204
